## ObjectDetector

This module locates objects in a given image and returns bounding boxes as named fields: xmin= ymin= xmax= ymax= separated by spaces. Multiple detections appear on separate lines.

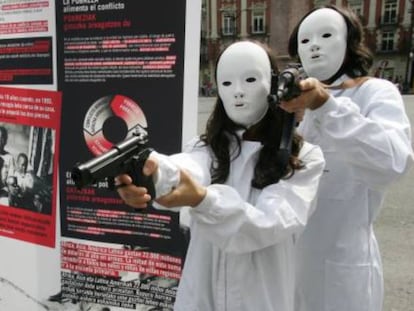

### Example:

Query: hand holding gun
xmin=267 ymin=64 xmax=305 ymax=105
xmin=71 ymin=126 xmax=155 ymax=198
xmin=267 ymin=64 xmax=306 ymax=171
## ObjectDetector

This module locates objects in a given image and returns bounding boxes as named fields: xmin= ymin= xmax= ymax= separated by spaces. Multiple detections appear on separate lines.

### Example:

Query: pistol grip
xmin=129 ymin=148 xmax=156 ymax=199
xmin=131 ymin=171 xmax=156 ymax=199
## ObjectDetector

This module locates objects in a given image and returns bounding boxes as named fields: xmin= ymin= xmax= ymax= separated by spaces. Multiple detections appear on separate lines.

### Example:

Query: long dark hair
xmin=199 ymin=40 xmax=303 ymax=189
xmin=288 ymin=4 xmax=373 ymax=80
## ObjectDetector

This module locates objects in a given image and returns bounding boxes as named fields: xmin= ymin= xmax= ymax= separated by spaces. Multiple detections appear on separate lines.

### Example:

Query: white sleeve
xmin=189 ymin=144 xmax=325 ymax=254
xmin=150 ymin=138 xmax=212 ymax=211
xmin=151 ymin=138 xmax=212 ymax=196
xmin=150 ymin=151 xmax=180 ymax=197
xmin=307 ymin=80 xmax=413 ymax=189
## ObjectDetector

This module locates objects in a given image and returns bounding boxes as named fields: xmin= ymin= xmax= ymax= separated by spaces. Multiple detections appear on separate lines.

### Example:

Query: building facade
xmin=200 ymin=0 xmax=414 ymax=93
xmin=200 ymin=0 xmax=273 ymax=95
xmin=333 ymin=0 xmax=414 ymax=91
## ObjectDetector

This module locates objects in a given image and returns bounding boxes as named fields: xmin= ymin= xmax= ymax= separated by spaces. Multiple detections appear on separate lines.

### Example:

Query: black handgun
xmin=267 ymin=64 xmax=306 ymax=170
xmin=71 ymin=126 xmax=155 ymax=198
xmin=268 ymin=63 xmax=305 ymax=105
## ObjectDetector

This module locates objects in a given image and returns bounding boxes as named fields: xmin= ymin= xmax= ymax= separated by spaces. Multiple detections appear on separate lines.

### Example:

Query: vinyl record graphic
xmin=83 ymin=95 xmax=147 ymax=156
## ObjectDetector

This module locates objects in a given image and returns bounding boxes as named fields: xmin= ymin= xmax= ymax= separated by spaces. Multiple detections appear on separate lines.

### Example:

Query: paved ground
xmin=197 ymin=95 xmax=414 ymax=311
xmin=376 ymin=95 xmax=414 ymax=311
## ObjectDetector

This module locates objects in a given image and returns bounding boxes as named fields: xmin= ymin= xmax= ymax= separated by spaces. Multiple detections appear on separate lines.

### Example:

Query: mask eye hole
xmin=301 ymin=38 xmax=309 ymax=44
xmin=246 ymin=77 xmax=256 ymax=83
xmin=222 ymin=81 xmax=231 ymax=86
xmin=322 ymin=33 xmax=332 ymax=38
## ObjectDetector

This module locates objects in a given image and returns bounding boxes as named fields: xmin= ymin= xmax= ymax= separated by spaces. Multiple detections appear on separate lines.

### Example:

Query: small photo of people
xmin=0 ymin=123 xmax=55 ymax=215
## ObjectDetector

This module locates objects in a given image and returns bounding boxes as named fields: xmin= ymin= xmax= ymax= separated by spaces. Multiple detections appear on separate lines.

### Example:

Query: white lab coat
xmin=295 ymin=75 xmax=414 ymax=311
xmin=162 ymin=137 xmax=325 ymax=311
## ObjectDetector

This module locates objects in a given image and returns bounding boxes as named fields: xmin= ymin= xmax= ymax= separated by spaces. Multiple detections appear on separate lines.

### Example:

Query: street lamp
xmin=404 ymin=1 xmax=414 ymax=93
xmin=405 ymin=51 xmax=414 ymax=93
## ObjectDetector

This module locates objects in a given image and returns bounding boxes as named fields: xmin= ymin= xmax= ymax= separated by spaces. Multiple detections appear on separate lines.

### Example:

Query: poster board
xmin=0 ymin=1 xmax=201 ymax=310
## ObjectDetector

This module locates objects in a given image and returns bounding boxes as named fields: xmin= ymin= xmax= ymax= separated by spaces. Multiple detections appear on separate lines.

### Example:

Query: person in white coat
xmin=116 ymin=41 xmax=326 ymax=311
xmin=281 ymin=5 xmax=414 ymax=311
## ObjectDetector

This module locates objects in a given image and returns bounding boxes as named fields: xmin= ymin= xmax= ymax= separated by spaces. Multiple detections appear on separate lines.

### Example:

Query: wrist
xmin=190 ymin=186 xmax=207 ymax=208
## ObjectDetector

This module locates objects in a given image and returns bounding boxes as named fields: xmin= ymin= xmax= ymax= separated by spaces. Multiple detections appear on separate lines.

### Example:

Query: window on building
xmin=222 ymin=14 xmax=236 ymax=35
xmin=222 ymin=13 xmax=236 ymax=36
xmin=350 ymin=5 xmax=363 ymax=16
xmin=383 ymin=0 xmax=398 ymax=24
xmin=349 ymin=0 xmax=363 ymax=17
xmin=314 ymin=0 xmax=330 ymax=7
xmin=381 ymin=31 xmax=395 ymax=51
xmin=252 ymin=11 xmax=265 ymax=34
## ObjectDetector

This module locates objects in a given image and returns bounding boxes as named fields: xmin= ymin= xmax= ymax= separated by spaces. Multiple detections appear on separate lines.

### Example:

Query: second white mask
xmin=297 ymin=8 xmax=348 ymax=82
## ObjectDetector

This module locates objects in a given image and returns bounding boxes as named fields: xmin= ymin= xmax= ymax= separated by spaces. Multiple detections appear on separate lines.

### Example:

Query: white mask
xmin=297 ymin=8 xmax=347 ymax=82
xmin=217 ymin=41 xmax=271 ymax=128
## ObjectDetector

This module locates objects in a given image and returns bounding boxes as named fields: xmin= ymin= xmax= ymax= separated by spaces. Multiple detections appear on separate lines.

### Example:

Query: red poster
xmin=0 ymin=86 xmax=61 ymax=247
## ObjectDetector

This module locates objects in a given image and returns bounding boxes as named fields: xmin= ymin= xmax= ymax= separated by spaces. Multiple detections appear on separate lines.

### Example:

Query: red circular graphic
xmin=83 ymin=95 xmax=147 ymax=155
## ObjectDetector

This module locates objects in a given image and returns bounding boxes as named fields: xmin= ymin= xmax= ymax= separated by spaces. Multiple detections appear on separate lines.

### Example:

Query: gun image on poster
xmin=267 ymin=64 xmax=306 ymax=169
xmin=71 ymin=126 xmax=155 ymax=198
